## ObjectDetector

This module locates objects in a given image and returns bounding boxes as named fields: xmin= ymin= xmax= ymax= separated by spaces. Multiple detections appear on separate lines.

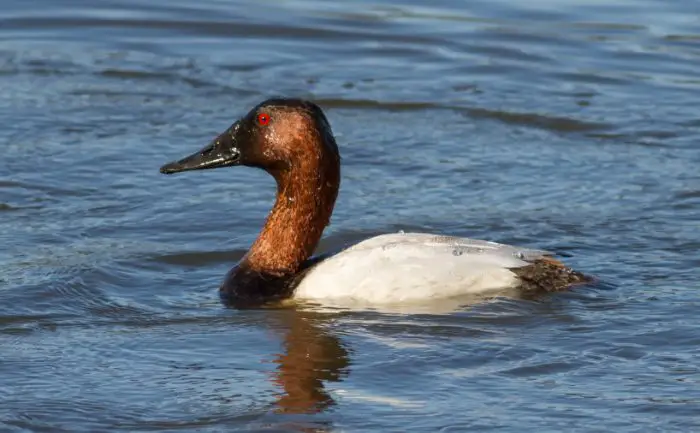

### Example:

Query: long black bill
xmin=160 ymin=125 xmax=241 ymax=174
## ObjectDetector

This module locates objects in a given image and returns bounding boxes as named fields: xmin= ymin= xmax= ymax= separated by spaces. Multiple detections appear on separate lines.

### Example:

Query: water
xmin=1 ymin=0 xmax=699 ymax=431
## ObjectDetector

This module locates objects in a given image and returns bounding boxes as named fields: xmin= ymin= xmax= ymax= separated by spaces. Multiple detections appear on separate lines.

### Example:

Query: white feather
xmin=294 ymin=232 xmax=551 ymax=304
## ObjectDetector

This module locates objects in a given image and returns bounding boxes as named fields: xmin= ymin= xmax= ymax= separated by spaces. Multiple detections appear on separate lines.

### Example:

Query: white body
xmin=294 ymin=232 xmax=552 ymax=305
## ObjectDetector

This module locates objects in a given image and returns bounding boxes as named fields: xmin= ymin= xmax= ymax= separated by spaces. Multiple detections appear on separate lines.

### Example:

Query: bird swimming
xmin=160 ymin=98 xmax=590 ymax=308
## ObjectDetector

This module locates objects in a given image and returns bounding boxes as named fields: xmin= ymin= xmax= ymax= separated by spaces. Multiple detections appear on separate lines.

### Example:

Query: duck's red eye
xmin=257 ymin=113 xmax=270 ymax=126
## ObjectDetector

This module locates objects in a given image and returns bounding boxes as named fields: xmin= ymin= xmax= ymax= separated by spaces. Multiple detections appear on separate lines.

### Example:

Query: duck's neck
xmin=244 ymin=162 xmax=339 ymax=276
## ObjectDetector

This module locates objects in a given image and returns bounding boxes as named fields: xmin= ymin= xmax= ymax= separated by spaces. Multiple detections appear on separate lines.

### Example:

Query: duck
xmin=160 ymin=98 xmax=590 ymax=308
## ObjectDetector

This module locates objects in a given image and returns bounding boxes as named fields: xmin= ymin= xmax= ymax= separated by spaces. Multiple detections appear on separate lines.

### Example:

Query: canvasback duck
xmin=160 ymin=98 xmax=590 ymax=308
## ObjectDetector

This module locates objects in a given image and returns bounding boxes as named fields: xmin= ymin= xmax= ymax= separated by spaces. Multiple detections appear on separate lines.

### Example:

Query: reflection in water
xmin=270 ymin=310 xmax=350 ymax=415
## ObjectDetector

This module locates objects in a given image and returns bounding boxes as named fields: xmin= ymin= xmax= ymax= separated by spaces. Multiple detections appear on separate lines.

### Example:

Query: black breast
xmin=219 ymin=252 xmax=333 ymax=308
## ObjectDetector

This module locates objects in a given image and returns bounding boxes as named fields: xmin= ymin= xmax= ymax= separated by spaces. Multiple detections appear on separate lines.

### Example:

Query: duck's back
xmin=294 ymin=232 xmax=587 ymax=304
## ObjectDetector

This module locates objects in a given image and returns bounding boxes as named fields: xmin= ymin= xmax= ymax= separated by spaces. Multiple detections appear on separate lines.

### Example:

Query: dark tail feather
xmin=510 ymin=257 xmax=593 ymax=294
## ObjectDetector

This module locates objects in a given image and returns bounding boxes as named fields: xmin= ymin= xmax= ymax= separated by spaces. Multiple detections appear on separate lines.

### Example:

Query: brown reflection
xmin=270 ymin=310 xmax=350 ymax=415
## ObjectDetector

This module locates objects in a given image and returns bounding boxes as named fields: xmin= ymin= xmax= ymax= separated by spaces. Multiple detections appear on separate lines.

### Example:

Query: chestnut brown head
xmin=159 ymin=98 xmax=340 ymax=183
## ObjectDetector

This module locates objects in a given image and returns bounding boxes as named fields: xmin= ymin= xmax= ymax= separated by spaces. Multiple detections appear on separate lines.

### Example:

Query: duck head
xmin=160 ymin=98 xmax=340 ymax=183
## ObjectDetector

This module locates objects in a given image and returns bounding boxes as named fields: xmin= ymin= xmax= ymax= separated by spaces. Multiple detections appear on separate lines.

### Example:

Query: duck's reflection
xmin=269 ymin=309 xmax=350 ymax=415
